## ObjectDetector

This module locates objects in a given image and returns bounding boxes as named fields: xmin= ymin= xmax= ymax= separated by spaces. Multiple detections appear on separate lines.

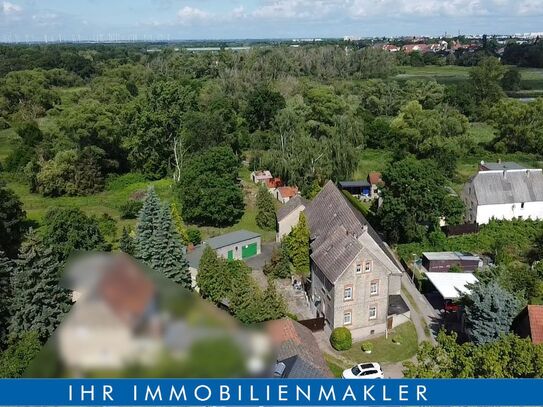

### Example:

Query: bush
xmin=392 ymin=334 xmax=402 ymax=344
xmin=187 ymin=228 xmax=202 ymax=245
xmin=361 ymin=341 xmax=373 ymax=352
xmin=119 ymin=200 xmax=143 ymax=219
xmin=330 ymin=327 xmax=352 ymax=351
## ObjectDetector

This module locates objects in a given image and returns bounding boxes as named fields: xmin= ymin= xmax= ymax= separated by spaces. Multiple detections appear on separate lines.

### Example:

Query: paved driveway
xmin=244 ymin=242 xmax=278 ymax=270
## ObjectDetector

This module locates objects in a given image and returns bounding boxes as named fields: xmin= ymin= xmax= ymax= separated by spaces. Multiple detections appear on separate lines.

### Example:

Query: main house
xmin=463 ymin=167 xmax=543 ymax=225
xmin=278 ymin=181 xmax=405 ymax=340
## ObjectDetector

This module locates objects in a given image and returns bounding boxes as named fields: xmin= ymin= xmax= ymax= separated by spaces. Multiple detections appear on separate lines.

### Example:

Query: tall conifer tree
xmin=9 ymin=231 xmax=72 ymax=343
xmin=134 ymin=188 xmax=191 ymax=289
xmin=0 ymin=251 xmax=15 ymax=346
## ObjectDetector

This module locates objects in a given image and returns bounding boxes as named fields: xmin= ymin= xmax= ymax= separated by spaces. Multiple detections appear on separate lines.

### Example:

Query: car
xmin=342 ymin=362 xmax=384 ymax=379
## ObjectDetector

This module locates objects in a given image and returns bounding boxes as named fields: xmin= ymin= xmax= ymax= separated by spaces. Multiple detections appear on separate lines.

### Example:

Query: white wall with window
xmin=369 ymin=305 xmax=377 ymax=320
xmin=344 ymin=286 xmax=353 ymax=301
xmin=343 ymin=311 xmax=352 ymax=325
xmin=370 ymin=281 xmax=379 ymax=296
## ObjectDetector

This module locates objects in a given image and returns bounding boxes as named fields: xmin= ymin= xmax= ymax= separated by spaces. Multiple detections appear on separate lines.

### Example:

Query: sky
xmin=0 ymin=0 xmax=542 ymax=42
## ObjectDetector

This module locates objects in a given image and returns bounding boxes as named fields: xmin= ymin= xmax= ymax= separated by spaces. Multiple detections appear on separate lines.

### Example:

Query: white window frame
xmin=343 ymin=312 xmax=352 ymax=326
xmin=369 ymin=305 xmax=377 ymax=320
xmin=344 ymin=287 xmax=353 ymax=301
xmin=364 ymin=260 xmax=372 ymax=273
xmin=370 ymin=281 xmax=379 ymax=296
xmin=355 ymin=263 xmax=362 ymax=274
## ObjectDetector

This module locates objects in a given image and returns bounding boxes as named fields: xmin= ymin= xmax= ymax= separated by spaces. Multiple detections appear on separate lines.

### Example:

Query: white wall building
xmin=463 ymin=168 xmax=543 ymax=225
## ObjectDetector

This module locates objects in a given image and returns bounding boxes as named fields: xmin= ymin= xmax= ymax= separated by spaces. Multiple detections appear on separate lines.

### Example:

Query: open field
xmin=395 ymin=65 xmax=543 ymax=91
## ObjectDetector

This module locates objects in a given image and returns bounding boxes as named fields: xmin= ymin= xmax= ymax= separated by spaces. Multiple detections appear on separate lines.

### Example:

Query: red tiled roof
xmin=98 ymin=255 xmax=155 ymax=327
xmin=368 ymin=171 xmax=383 ymax=185
xmin=528 ymin=305 xmax=543 ymax=344
xmin=278 ymin=186 xmax=298 ymax=198
xmin=266 ymin=177 xmax=283 ymax=189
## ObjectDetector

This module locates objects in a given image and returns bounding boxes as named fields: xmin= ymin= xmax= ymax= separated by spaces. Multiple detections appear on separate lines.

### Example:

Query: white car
xmin=342 ymin=362 xmax=384 ymax=379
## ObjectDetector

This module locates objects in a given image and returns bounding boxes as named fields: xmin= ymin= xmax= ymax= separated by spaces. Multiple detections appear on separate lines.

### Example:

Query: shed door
xmin=242 ymin=243 xmax=257 ymax=259
xmin=227 ymin=250 xmax=234 ymax=261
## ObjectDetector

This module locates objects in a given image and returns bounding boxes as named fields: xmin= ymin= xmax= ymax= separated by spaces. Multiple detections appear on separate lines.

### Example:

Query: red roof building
xmin=513 ymin=305 xmax=543 ymax=344
xmin=368 ymin=171 xmax=383 ymax=186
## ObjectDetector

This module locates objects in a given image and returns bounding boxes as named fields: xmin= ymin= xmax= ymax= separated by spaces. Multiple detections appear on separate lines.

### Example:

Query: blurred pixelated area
xmin=25 ymin=253 xmax=274 ymax=378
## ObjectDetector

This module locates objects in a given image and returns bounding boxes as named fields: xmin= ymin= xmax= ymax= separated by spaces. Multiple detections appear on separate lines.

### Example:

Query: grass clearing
xmin=2 ymin=165 xmax=278 ymax=243
xmin=354 ymin=149 xmax=393 ymax=180
xmin=340 ymin=322 xmax=418 ymax=364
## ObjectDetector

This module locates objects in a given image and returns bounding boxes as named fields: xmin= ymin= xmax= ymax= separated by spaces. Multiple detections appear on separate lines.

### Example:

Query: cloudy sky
xmin=1 ymin=0 xmax=542 ymax=41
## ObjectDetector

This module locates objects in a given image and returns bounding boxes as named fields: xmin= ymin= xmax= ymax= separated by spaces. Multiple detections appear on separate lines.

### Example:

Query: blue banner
xmin=0 ymin=379 xmax=542 ymax=406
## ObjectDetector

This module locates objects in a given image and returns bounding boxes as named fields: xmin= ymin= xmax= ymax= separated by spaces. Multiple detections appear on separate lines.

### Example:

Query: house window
xmin=369 ymin=305 xmax=377 ymax=320
xmin=355 ymin=263 xmax=362 ymax=274
xmin=343 ymin=311 xmax=352 ymax=326
xmin=521 ymin=202 xmax=525 ymax=209
xmin=364 ymin=261 xmax=372 ymax=273
xmin=344 ymin=286 xmax=353 ymax=301
xmin=370 ymin=281 xmax=379 ymax=296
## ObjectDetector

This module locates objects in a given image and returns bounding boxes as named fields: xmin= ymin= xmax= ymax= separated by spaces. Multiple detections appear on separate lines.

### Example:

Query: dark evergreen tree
xmin=134 ymin=188 xmax=161 ymax=262
xmin=134 ymin=189 xmax=191 ymax=289
xmin=9 ymin=231 xmax=72 ymax=343
xmin=286 ymin=212 xmax=310 ymax=277
xmin=155 ymin=203 xmax=191 ymax=289
xmin=119 ymin=227 xmax=135 ymax=256
xmin=462 ymin=281 xmax=523 ymax=345
xmin=255 ymin=185 xmax=277 ymax=230
xmin=196 ymin=246 xmax=227 ymax=303
xmin=0 ymin=251 xmax=15 ymax=347
xmin=0 ymin=182 xmax=27 ymax=258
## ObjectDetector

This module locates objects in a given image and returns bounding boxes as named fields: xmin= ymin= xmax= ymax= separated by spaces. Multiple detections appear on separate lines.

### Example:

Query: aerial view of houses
xmin=1 ymin=1 xmax=543 ymax=384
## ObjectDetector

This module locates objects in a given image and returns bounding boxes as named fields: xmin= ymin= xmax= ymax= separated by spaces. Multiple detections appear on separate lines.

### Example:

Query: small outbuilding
xmin=207 ymin=230 xmax=261 ymax=261
xmin=338 ymin=181 xmax=371 ymax=198
xmin=422 ymin=252 xmax=482 ymax=273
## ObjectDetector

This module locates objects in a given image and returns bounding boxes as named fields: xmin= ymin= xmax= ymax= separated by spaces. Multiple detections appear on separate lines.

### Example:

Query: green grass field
xmin=354 ymin=149 xmax=393 ymax=180
xmin=395 ymin=65 xmax=543 ymax=91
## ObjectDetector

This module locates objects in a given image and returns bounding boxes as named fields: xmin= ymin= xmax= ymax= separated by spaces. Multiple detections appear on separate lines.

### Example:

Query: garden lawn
xmin=354 ymin=149 xmax=393 ymax=180
xmin=341 ymin=322 xmax=418 ymax=364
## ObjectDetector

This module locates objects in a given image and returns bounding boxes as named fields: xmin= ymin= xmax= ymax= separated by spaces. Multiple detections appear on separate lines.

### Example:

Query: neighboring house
xmin=276 ymin=195 xmax=308 ymax=242
xmin=368 ymin=172 xmax=383 ymax=199
xmin=339 ymin=173 xmax=383 ymax=202
xmin=187 ymin=230 xmax=262 ymax=274
xmin=422 ymin=252 xmax=482 ymax=273
xmin=267 ymin=319 xmax=333 ymax=378
xmin=463 ymin=168 xmax=543 ymax=224
xmin=402 ymin=43 xmax=431 ymax=53
xmin=275 ymin=186 xmax=299 ymax=204
xmin=479 ymin=160 xmax=526 ymax=172
xmin=266 ymin=177 xmax=283 ymax=189
xmin=282 ymin=181 xmax=404 ymax=340
xmin=58 ymin=255 xmax=160 ymax=370
xmin=513 ymin=305 xmax=543 ymax=345
xmin=251 ymin=170 xmax=273 ymax=184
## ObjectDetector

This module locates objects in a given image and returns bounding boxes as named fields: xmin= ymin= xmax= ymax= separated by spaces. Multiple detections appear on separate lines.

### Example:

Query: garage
xmin=206 ymin=230 xmax=262 ymax=262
